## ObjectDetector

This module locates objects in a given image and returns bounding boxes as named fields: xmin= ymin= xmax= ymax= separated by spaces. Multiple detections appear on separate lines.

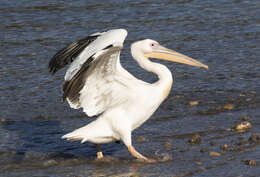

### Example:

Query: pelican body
xmin=49 ymin=29 xmax=208 ymax=161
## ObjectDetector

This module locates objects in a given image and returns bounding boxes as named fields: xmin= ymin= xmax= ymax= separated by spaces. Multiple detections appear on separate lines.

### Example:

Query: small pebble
xmin=227 ymin=157 xmax=235 ymax=161
xmin=236 ymin=121 xmax=252 ymax=131
xmin=195 ymin=162 xmax=202 ymax=166
xmin=249 ymin=91 xmax=256 ymax=94
xmin=210 ymin=141 xmax=217 ymax=146
xmin=221 ymin=151 xmax=228 ymax=155
xmin=155 ymin=151 xmax=172 ymax=162
xmin=189 ymin=101 xmax=199 ymax=106
xmin=223 ymin=104 xmax=234 ymax=110
xmin=248 ymin=133 xmax=260 ymax=143
xmin=0 ymin=118 xmax=6 ymax=125
xmin=200 ymin=148 xmax=208 ymax=153
xmin=242 ymin=159 xmax=257 ymax=166
xmin=136 ymin=136 xmax=146 ymax=143
xmin=0 ymin=118 xmax=13 ymax=125
xmin=248 ymin=160 xmax=257 ymax=166
xmin=209 ymin=151 xmax=221 ymax=157
xmin=240 ymin=116 xmax=250 ymax=121
xmin=188 ymin=134 xmax=201 ymax=145
xmin=43 ymin=159 xmax=58 ymax=167
xmin=220 ymin=144 xmax=229 ymax=150
xmin=163 ymin=142 xmax=172 ymax=148
xmin=246 ymin=98 xmax=252 ymax=101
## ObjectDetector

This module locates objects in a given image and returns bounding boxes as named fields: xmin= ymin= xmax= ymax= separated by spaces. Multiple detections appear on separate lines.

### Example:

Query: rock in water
xmin=189 ymin=101 xmax=199 ymax=106
xmin=136 ymin=136 xmax=146 ymax=143
xmin=200 ymin=148 xmax=208 ymax=153
xmin=242 ymin=159 xmax=258 ymax=166
xmin=209 ymin=151 xmax=221 ymax=157
xmin=43 ymin=159 xmax=58 ymax=167
xmin=188 ymin=134 xmax=201 ymax=145
xmin=223 ymin=104 xmax=234 ymax=110
xmin=248 ymin=133 xmax=260 ymax=143
xmin=235 ymin=121 xmax=252 ymax=132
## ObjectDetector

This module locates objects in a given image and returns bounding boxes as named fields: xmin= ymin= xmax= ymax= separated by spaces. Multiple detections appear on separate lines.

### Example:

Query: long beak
xmin=144 ymin=45 xmax=208 ymax=69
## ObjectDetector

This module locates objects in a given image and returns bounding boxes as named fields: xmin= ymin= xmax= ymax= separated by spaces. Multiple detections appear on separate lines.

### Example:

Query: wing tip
xmin=48 ymin=35 xmax=100 ymax=76
xmin=118 ymin=28 xmax=128 ymax=35
xmin=48 ymin=63 xmax=57 ymax=75
xmin=117 ymin=28 xmax=128 ymax=39
xmin=106 ymin=29 xmax=128 ymax=42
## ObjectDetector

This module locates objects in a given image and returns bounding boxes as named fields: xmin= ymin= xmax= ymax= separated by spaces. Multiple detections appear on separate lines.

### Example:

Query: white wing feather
xmin=79 ymin=49 xmax=130 ymax=116
xmin=65 ymin=29 xmax=135 ymax=117
xmin=65 ymin=29 xmax=128 ymax=81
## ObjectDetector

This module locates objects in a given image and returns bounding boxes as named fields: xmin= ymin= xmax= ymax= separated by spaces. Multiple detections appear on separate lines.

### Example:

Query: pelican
xmin=49 ymin=29 xmax=208 ymax=162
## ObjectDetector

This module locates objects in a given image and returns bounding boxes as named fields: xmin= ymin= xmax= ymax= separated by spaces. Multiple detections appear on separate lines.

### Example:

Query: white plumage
xmin=49 ymin=29 xmax=208 ymax=161
xmin=65 ymin=29 xmax=127 ymax=81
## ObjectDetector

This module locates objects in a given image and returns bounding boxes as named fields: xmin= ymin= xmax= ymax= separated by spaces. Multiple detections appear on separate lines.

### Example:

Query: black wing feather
xmin=48 ymin=35 xmax=99 ymax=74
xmin=62 ymin=54 xmax=95 ymax=103
xmin=62 ymin=46 xmax=117 ymax=104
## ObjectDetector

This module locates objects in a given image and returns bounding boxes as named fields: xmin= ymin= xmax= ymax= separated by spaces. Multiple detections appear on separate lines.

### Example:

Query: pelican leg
xmin=128 ymin=145 xmax=147 ymax=160
xmin=119 ymin=126 xmax=156 ymax=163
xmin=127 ymin=145 xmax=156 ymax=163
xmin=95 ymin=144 xmax=103 ymax=159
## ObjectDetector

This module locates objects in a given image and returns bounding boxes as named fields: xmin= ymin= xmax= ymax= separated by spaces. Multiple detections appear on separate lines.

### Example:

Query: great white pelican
xmin=48 ymin=29 xmax=208 ymax=162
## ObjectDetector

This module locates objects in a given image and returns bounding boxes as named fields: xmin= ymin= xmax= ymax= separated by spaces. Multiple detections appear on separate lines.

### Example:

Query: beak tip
xmin=201 ymin=64 xmax=209 ymax=70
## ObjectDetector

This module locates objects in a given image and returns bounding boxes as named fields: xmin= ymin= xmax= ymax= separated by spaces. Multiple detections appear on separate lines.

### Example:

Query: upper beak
xmin=144 ymin=45 xmax=209 ymax=69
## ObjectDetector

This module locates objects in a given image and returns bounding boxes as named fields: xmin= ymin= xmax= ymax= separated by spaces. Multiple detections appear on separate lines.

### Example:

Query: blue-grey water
xmin=1 ymin=0 xmax=260 ymax=176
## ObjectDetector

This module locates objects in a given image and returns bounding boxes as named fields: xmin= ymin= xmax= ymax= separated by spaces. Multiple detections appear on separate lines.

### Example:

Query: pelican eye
xmin=150 ymin=42 xmax=158 ymax=48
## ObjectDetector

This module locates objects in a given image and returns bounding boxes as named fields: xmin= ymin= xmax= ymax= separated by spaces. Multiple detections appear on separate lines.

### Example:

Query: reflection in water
xmin=91 ymin=158 xmax=157 ymax=177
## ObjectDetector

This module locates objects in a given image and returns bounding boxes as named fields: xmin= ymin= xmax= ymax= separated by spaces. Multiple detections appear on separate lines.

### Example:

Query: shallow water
xmin=1 ymin=0 xmax=260 ymax=176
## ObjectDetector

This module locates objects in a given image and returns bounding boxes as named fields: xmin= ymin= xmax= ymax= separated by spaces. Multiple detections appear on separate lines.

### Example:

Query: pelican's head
xmin=132 ymin=39 xmax=208 ymax=69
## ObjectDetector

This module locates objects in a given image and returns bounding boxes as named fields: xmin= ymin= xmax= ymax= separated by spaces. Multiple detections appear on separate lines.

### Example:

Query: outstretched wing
xmin=48 ymin=35 xmax=99 ymax=75
xmin=49 ymin=29 xmax=132 ymax=116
